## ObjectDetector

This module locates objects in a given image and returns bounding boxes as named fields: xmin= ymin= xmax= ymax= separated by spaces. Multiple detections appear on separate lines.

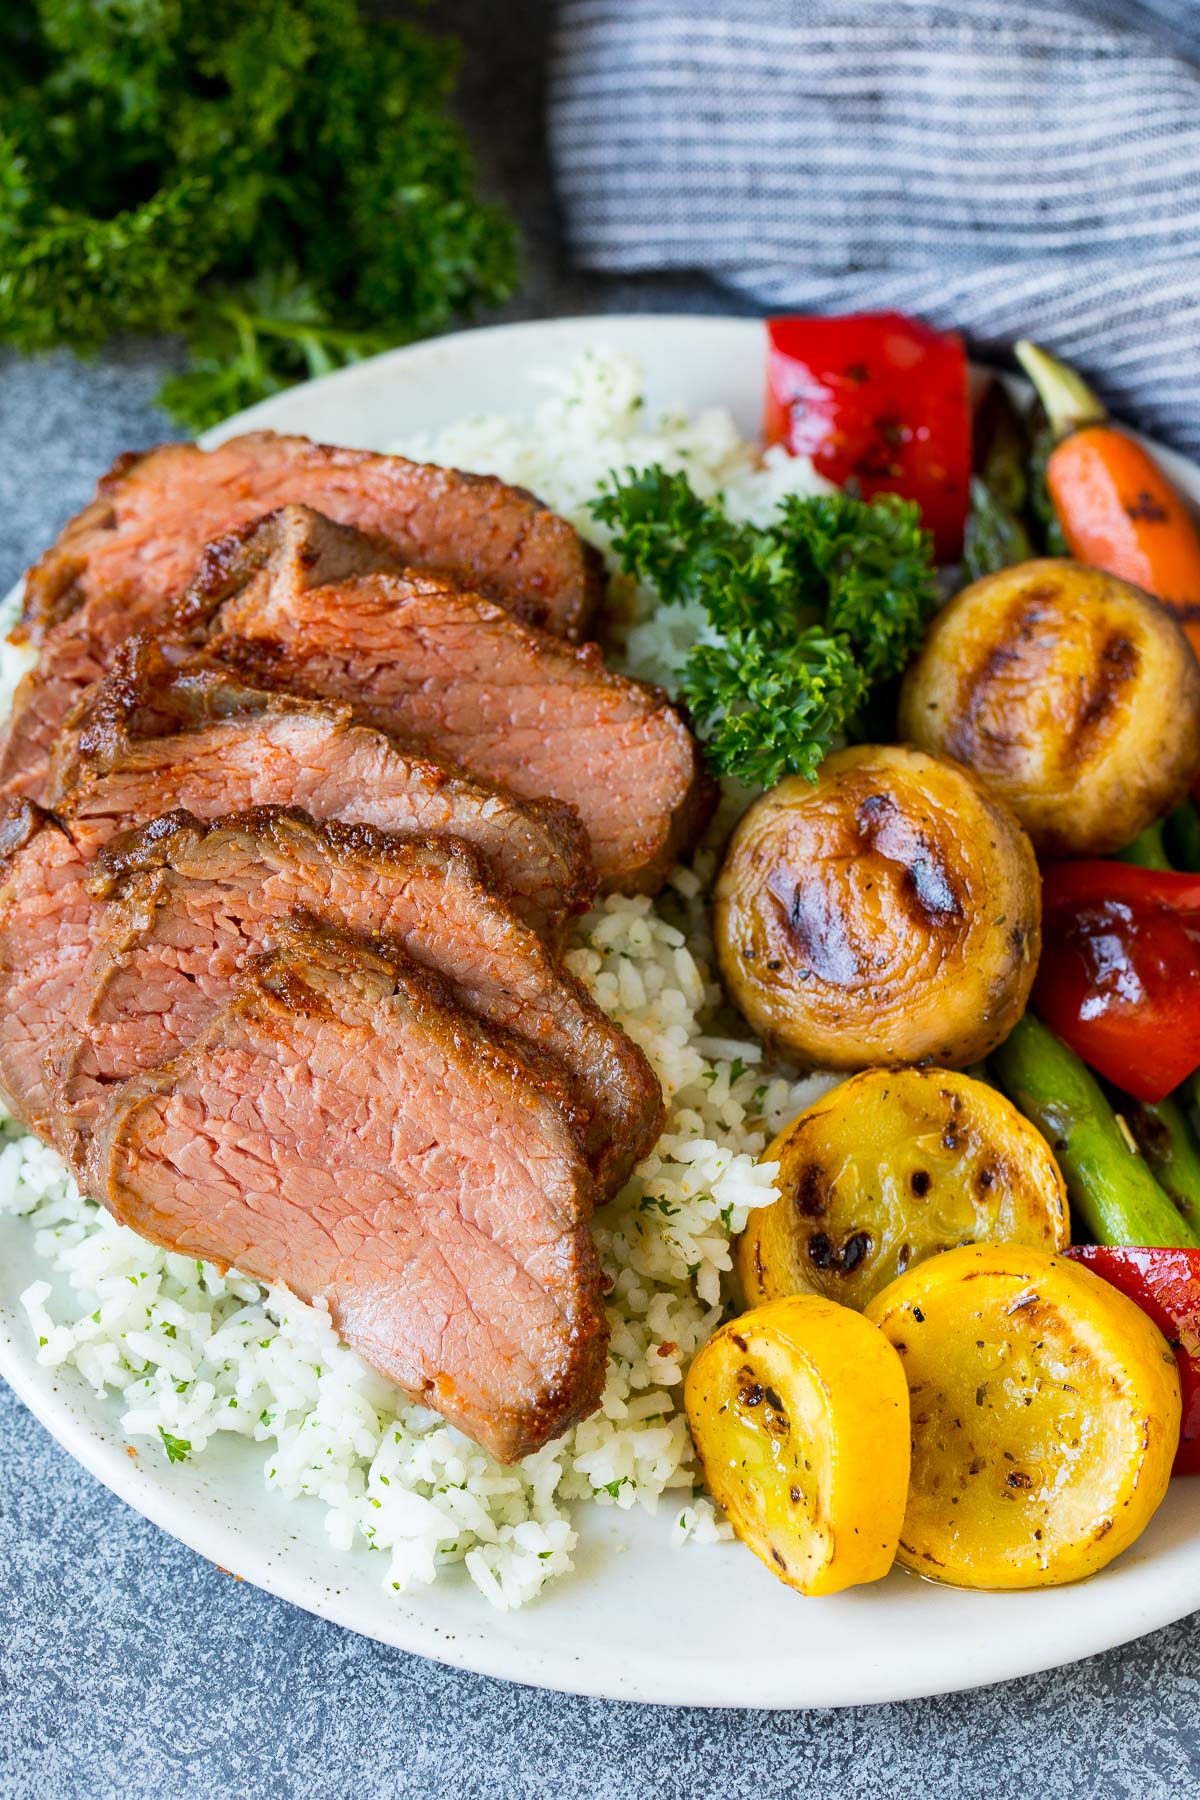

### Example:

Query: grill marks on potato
xmin=948 ymin=592 xmax=1143 ymax=786
xmin=1066 ymin=630 xmax=1139 ymax=764
xmin=855 ymin=790 xmax=964 ymax=933
xmin=715 ymin=746 xmax=1040 ymax=1071
xmin=901 ymin=560 xmax=1200 ymax=857
xmin=774 ymin=869 xmax=858 ymax=985
xmin=767 ymin=782 xmax=967 ymax=992
xmin=945 ymin=586 xmax=1059 ymax=767
xmin=766 ymin=773 xmax=973 ymax=997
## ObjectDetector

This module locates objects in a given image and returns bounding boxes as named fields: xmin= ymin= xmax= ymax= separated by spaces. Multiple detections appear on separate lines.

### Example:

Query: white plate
xmin=4 ymin=314 xmax=1200 ymax=1709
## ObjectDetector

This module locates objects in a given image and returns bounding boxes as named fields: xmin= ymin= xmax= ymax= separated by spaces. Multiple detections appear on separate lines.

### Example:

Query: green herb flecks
xmin=591 ymin=471 xmax=938 ymax=787
xmin=158 ymin=1427 xmax=193 ymax=1464
xmin=0 ymin=2 xmax=517 ymax=431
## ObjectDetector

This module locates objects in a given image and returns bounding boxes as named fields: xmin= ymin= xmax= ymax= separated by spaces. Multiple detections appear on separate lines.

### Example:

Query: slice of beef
xmin=179 ymin=506 xmax=715 ymax=892
xmin=0 ymin=609 xmax=113 ymax=805
xmin=0 ymin=517 xmax=402 ymax=807
xmin=22 ymin=430 xmax=602 ymax=644
xmin=0 ymin=804 xmax=95 ymax=1136
xmin=50 ymin=806 xmax=662 ymax=1198
xmin=51 ymin=641 xmax=593 ymax=942
xmin=89 ymin=922 xmax=608 ymax=1460
xmin=3 ymin=432 xmax=603 ymax=803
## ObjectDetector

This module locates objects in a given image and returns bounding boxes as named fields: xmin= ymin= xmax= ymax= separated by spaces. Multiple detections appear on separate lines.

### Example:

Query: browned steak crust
xmin=3 ymin=431 xmax=604 ymax=804
xmin=21 ymin=430 xmax=603 ymax=644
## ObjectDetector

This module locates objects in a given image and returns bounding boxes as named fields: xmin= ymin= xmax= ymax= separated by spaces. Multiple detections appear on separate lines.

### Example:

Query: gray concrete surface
xmin=1 ymin=3 xmax=1198 ymax=1793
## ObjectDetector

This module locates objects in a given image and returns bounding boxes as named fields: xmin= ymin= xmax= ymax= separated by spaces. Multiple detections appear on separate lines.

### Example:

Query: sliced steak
xmin=0 ymin=503 xmax=405 ymax=807
xmin=89 ymin=922 xmax=608 ymax=1460
xmin=51 ymin=642 xmax=593 ymax=942
xmin=0 ymin=804 xmax=95 ymax=1136
xmin=22 ymin=430 xmax=602 ymax=643
xmin=51 ymin=807 xmax=662 ymax=1197
xmin=180 ymin=506 xmax=715 ymax=892
xmin=3 ymin=432 xmax=603 ymax=802
xmin=0 ymin=610 xmax=112 ymax=805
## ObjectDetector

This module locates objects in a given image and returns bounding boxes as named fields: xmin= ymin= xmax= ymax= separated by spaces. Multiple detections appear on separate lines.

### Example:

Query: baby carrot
xmin=1017 ymin=341 xmax=1200 ymax=659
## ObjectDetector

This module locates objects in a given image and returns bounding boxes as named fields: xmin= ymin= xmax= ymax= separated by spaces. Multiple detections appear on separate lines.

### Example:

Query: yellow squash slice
xmin=738 ymin=1068 xmax=1069 ymax=1313
xmin=866 ymin=1244 xmax=1181 ymax=1589
xmin=684 ymin=1295 xmax=910 ymax=1596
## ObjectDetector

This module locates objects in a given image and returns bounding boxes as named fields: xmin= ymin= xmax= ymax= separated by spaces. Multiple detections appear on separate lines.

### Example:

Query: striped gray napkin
xmin=549 ymin=0 xmax=1200 ymax=454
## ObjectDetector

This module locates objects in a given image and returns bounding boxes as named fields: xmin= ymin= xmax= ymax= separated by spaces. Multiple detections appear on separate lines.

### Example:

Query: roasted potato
xmin=866 ymin=1244 xmax=1181 ymax=1589
xmin=685 ymin=1295 xmax=910 ymax=1595
xmin=739 ymin=1069 xmax=1068 ymax=1313
xmin=713 ymin=744 xmax=1041 ymax=1069
xmin=899 ymin=559 xmax=1200 ymax=857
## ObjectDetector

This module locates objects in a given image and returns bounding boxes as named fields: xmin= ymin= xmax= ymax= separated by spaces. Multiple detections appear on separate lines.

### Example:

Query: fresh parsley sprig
xmin=591 ymin=469 xmax=938 ymax=788
xmin=0 ymin=2 xmax=517 ymax=431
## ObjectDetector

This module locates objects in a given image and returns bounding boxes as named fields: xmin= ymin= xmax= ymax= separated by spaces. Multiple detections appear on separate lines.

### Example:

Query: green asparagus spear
xmin=963 ymin=477 xmax=1034 ymax=581
xmin=1164 ymin=797 xmax=1200 ymax=873
xmin=1026 ymin=421 xmax=1070 ymax=557
xmin=991 ymin=1015 xmax=1200 ymax=1248
xmin=1117 ymin=821 xmax=1172 ymax=870
xmin=963 ymin=381 xmax=1035 ymax=580
xmin=1122 ymin=1095 xmax=1200 ymax=1229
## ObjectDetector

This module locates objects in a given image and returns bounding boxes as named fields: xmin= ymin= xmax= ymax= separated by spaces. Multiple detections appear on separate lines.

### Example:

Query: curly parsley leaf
xmin=0 ymin=2 xmax=517 ymax=431
xmin=591 ymin=469 xmax=938 ymax=787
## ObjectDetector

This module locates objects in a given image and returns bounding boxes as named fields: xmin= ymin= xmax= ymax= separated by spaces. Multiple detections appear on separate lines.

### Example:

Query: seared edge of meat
xmin=21 ymin=431 xmax=604 ymax=644
xmin=173 ymin=504 xmax=551 ymax=633
xmin=15 ymin=450 xmax=145 ymax=643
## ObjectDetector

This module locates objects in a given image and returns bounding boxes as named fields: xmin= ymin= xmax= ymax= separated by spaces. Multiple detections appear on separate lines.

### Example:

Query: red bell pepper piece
xmin=764 ymin=312 xmax=970 ymax=561
xmin=1064 ymin=1245 xmax=1199 ymax=1475
xmin=1033 ymin=862 xmax=1200 ymax=1103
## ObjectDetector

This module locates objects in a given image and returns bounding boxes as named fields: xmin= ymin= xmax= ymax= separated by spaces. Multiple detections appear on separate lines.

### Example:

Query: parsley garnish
xmin=0 ymin=3 xmax=516 ymax=430
xmin=591 ymin=471 xmax=938 ymax=787
xmin=158 ymin=1427 xmax=192 ymax=1464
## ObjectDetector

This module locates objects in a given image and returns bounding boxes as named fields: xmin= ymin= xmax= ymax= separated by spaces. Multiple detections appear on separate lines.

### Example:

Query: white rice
xmin=1 ymin=348 xmax=837 ymax=1610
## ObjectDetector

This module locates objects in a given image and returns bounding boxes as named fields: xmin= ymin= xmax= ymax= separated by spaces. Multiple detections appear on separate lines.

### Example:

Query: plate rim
xmin=4 ymin=310 xmax=1200 ymax=1709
